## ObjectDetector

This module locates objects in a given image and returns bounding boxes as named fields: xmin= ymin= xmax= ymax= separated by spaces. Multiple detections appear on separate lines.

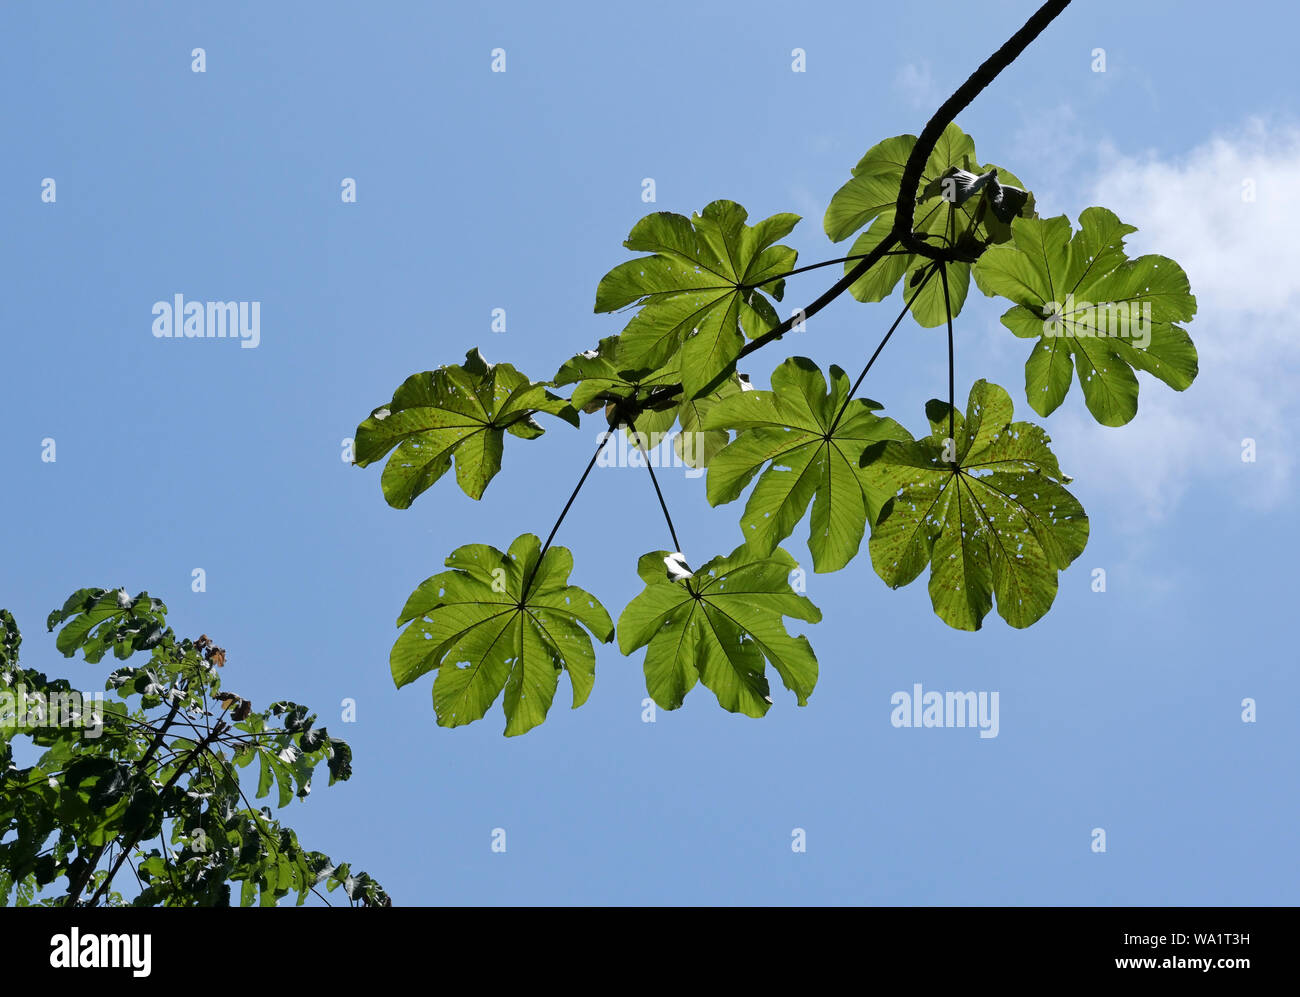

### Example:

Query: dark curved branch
xmin=85 ymin=720 xmax=227 ymax=907
xmin=893 ymin=0 xmax=1071 ymax=261
xmin=531 ymin=1 xmax=1072 ymax=561
xmin=64 ymin=696 xmax=184 ymax=906
xmin=636 ymin=0 xmax=1070 ymax=406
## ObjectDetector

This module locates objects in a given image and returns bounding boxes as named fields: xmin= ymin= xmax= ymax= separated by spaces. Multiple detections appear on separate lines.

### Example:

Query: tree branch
xmin=893 ymin=0 xmax=1071 ymax=261
xmin=84 ymin=720 xmax=227 ymax=907
xmin=64 ymin=695 xmax=185 ymax=907
xmin=530 ymin=0 xmax=1072 ymax=563
xmin=617 ymin=0 xmax=1071 ymax=412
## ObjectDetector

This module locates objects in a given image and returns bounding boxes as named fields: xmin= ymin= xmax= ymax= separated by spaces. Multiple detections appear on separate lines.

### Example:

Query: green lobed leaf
xmin=553 ymin=336 xmax=746 ymax=469
xmin=971 ymin=208 xmax=1198 ymax=425
xmin=553 ymin=336 xmax=683 ymax=418
xmin=594 ymin=200 xmax=800 ymax=399
xmin=860 ymin=380 xmax=1089 ymax=630
xmin=354 ymin=348 xmax=579 ymax=507
xmin=391 ymin=534 xmax=614 ymax=736
xmin=617 ymin=544 xmax=821 ymax=717
xmin=826 ymin=124 xmax=1035 ymax=327
xmin=45 ymin=589 xmax=170 ymax=664
xmin=703 ymin=357 xmax=910 ymax=572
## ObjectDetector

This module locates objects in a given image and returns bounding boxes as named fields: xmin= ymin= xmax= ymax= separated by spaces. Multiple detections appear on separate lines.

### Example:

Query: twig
xmin=85 ymin=721 xmax=226 ymax=906
xmin=525 ymin=421 xmax=617 ymax=597
xmin=941 ymin=262 xmax=956 ymax=448
xmin=829 ymin=262 xmax=940 ymax=434
xmin=627 ymin=417 xmax=683 ymax=553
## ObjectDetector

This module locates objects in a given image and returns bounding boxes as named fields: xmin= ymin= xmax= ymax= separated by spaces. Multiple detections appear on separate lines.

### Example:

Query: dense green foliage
xmin=0 ymin=591 xmax=387 ymax=906
xmin=703 ymin=357 xmax=910 ymax=573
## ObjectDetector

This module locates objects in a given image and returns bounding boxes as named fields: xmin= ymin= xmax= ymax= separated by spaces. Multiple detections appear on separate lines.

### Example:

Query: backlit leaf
xmin=391 ymin=534 xmax=614 ymax=736
xmin=971 ymin=208 xmax=1198 ymax=425
xmin=354 ymin=348 xmax=579 ymax=507
xmin=594 ymin=200 xmax=799 ymax=398
xmin=861 ymin=380 xmax=1088 ymax=630
xmin=704 ymin=357 xmax=910 ymax=572
xmin=617 ymin=545 xmax=820 ymax=716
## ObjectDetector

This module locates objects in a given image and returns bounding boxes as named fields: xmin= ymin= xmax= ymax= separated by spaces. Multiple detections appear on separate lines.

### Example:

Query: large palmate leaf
xmin=824 ymin=123 xmax=1035 ymax=326
xmin=354 ymin=348 xmax=579 ymax=507
xmin=391 ymin=534 xmax=613 ymax=736
xmin=672 ymin=377 xmax=742 ymax=469
xmin=554 ymin=336 xmax=683 ymax=418
xmin=704 ymin=357 xmax=910 ymax=572
xmin=555 ymin=337 xmax=752 ymax=469
xmin=594 ymin=200 xmax=799 ymax=399
xmin=617 ymin=545 xmax=820 ymax=717
xmin=860 ymin=380 xmax=1088 ymax=631
xmin=45 ymin=588 xmax=169 ymax=663
xmin=553 ymin=336 xmax=682 ymax=443
xmin=552 ymin=336 xmax=742 ymax=468
xmin=971 ymin=208 xmax=1198 ymax=425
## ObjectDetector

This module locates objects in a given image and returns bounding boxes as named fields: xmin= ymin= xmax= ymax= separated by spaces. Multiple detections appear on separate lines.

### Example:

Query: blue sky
xmin=1 ymin=0 xmax=1296 ymax=904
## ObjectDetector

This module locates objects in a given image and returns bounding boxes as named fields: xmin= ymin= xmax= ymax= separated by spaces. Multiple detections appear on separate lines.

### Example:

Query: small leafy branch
xmin=0 ymin=591 xmax=388 ymax=906
xmin=352 ymin=0 xmax=1197 ymax=735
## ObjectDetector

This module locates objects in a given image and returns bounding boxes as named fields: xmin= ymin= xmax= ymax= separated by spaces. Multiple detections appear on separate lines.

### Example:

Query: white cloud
xmin=1090 ymin=119 xmax=1300 ymax=313
xmin=1038 ymin=118 xmax=1300 ymax=525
